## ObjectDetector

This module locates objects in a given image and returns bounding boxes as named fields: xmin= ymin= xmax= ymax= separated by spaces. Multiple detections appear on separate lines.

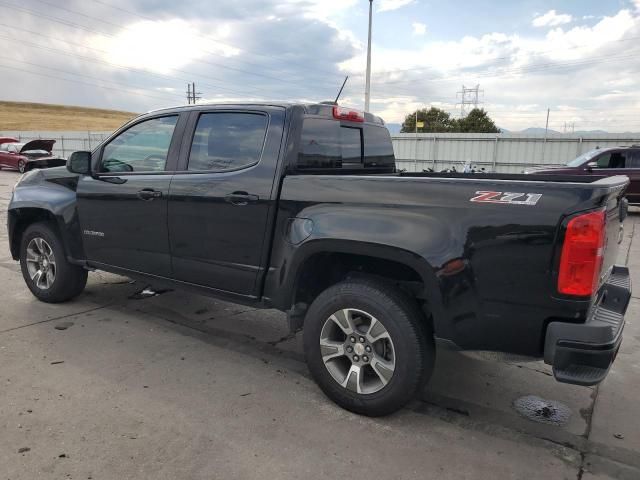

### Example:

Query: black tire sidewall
xmin=303 ymin=279 xmax=430 ymax=416
xmin=18 ymin=160 xmax=25 ymax=173
xmin=19 ymin=222 xmax=86 ymax=303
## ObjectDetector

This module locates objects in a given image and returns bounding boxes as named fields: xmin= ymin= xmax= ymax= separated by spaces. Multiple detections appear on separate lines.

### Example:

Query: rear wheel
xmin=303 ymin=278 xmax=434 ymax=416
xmin=19 ymin=222 xmax=87 ymax=303
xmin=18 ymin=159 xmax=26 ymax=173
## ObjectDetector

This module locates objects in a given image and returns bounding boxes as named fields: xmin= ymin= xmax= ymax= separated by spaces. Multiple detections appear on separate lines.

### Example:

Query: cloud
xmin=532 ymin=10 xmax=573 ymax=27
xmin=2 ymin=0 xmax=640 ymax=133
xmin=89 ymin=20 xmax=240 ymax=74
xmin=377 ymin=0 xmax=414 ymax=13
xmin=412 ymin=22 xmax=427 ymax=35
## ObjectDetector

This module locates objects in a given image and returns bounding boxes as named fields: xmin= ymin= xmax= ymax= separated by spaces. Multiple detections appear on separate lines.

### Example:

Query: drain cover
xmin=513 ymin=395 xmax=572 ymax=426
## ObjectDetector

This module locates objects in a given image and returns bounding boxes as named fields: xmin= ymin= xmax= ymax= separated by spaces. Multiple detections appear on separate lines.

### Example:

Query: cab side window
xmin=187 ymin=113 xmax=268 ymax=172
xmin=100 ymin=116 xmax=178 ymax=173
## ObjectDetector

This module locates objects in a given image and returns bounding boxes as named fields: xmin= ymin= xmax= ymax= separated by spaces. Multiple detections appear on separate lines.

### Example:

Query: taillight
xmin=558 ymin=209 xmax=606 ymax=296
xmin=333 ymin=106 xmax=364 ymax=123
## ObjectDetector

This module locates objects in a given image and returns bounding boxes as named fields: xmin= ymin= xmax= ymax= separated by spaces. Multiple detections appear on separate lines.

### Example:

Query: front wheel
xmin=19 ymin=222 xmax=88 ymax=303
xmin=303 ymin=278 xmax=434 ymax=416
xmin=18 ymin=159 xmax=26 ymax=173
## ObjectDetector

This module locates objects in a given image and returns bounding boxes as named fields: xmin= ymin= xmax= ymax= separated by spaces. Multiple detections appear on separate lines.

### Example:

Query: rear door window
xmin=627 ymin=151 xmax=640 ymax=168
xmin=187 ymin=112 xmax=268 ymax=172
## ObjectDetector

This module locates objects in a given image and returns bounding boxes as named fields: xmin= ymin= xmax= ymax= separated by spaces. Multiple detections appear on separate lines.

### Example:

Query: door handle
xmin=137 ymin=188 xmax=163 ymax=201
xmin=225 ymin=191 xmax=259 ymax=206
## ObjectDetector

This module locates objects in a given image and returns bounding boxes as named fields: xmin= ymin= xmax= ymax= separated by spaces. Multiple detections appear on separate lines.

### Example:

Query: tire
xmin=18 ymin=159 xmax=26 ymax=173
xmin=19 ymin=222 xmax=87 ymax=303
xmin=303 ymin=277 xmax=434 ymax=417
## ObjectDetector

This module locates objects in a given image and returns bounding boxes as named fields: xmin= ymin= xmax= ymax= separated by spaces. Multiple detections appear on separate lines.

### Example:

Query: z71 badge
xmin=470 ymin=191 xmax=542 ymax=206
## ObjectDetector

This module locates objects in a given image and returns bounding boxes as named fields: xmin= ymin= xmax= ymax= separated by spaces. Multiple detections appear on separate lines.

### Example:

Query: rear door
xmin=167 ymin=106 xmax=285 ymax=296
xmin=593 ymin=149 xmax=639 ymax=204
xmin=623 ymin=150 xmax=640 ymax=204
xmin=77 ymin=114 xmax=185 ymax=276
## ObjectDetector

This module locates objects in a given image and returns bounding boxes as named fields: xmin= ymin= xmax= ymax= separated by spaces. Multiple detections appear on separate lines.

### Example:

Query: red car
xmin=525 ymin=145 xmax=640 ymax=205
xmin=0 ymin=138 xmax=67 ymax=173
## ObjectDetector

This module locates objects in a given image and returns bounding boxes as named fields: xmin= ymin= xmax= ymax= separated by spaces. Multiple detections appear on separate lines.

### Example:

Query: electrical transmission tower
xmin=456 ymin=84 xmax=483 ymax=117
xmin=186 ymin=82 xmax=202 ymax=104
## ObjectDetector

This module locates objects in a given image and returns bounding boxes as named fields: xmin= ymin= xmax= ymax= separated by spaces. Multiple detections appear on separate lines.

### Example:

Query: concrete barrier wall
xmin=392 ymin=133 xmax=640 ymax=173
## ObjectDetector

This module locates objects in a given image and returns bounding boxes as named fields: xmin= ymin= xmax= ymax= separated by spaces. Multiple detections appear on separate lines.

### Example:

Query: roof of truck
xmin=143 ymin=102 xmax=386 ymax=125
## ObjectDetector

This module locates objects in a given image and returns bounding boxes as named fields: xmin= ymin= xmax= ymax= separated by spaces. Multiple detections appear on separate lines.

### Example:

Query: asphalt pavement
xmin=0 ymin=169 xmax=638 ymax=479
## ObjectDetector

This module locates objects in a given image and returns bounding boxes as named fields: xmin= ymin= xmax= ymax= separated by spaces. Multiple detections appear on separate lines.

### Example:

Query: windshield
xmin=567 ymin=149 xmax=603 ymax=167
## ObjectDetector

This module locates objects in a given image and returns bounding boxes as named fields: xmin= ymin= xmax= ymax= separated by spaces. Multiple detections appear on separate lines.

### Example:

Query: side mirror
xmin=586 ymin=161 xmax=597 ymax=171
xmin=67 ymin=151 xmax=92 ymax=175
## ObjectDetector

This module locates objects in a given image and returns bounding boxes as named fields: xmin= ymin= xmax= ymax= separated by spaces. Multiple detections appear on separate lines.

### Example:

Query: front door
xmin=76 ymin=114 xmax=183 ymax=276
xmin=168 ymin=107 xmax=285 ymax=296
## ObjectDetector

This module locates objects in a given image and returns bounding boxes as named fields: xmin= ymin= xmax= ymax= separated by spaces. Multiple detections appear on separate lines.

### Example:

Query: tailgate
xmin=601 ymin=188 xmax=628 ymax=288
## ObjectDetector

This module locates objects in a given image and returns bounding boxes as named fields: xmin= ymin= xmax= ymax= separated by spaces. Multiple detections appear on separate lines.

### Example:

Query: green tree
xmin=454 ymin=108 xmax=500 ymax=133
xmin=401 ymin=107 xmax=454 ymax=133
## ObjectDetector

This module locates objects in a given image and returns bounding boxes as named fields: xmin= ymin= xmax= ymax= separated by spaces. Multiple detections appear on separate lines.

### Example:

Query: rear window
xmin=297 ymin=118 xmax=395 ymax=172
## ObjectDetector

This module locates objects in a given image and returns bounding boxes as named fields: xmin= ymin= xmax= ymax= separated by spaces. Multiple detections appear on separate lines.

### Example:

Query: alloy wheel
xmin=25 ymin=237 xmax=56 ymax=290
xmin=319 ymin=308 xmax=396 ymax=394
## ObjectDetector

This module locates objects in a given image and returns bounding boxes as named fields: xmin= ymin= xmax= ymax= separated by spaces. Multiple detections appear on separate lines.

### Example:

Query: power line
xmin=349 ymin=34 xmax=640 ymax=78
xmin=0 ymin=31 xmax=273 ymax=98
xmin=10 ymin=0 xmax=341 ymax=91
xmin=366 ymin=50 xmax=640 ymax=89
xmin=0 ymin=55 xmax=183 ymax=101
xmin=84 ymin=0 xmax=346 ymax=80
xmin=0 ymin=63 xmax=186 ymax=102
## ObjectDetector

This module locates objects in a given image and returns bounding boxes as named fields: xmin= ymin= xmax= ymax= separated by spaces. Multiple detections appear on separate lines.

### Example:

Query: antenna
xmin=334 ymin=76 xmax=349 ymax=104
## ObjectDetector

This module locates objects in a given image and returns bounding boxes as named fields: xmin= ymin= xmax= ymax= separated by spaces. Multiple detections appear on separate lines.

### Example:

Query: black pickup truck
xmin=7 ymin=103 xmax=632 ymax=416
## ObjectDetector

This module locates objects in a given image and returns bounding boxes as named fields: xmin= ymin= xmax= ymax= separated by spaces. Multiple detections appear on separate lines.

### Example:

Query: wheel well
xmin=292 ymin=252 xmax=427 ymax=316
xmin=9 ymin=208 xmax=59 ymax=259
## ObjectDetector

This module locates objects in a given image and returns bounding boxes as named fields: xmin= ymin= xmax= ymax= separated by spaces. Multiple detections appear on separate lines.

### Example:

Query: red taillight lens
xmin=558 ymin=210 xmax=606 ymax=296
xmin=333 ymin=106 xmax=364 ymax=123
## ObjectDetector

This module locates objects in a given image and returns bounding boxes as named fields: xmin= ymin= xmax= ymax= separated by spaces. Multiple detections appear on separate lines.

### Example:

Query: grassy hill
xmin=0 ymin=101 xmax=137 ymax=131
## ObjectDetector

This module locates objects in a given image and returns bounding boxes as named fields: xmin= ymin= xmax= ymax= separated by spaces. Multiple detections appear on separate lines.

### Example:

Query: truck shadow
xmin=103 ymin=281 xmax=600 ymax=454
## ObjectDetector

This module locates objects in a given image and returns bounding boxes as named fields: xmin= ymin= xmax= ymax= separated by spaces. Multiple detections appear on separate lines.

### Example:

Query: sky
xmin=1 ymin=0 xmax=639 ymax=132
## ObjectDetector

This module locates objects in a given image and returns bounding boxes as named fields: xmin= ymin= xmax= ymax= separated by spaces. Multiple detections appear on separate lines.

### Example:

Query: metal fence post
xmin=431 ymin=136 xmax=438 ymax=170
xmin=576 ymin=137 xmax=583 ymax=157
xmin=492 ymin=136 xmax=499 ymax=171
xmin=60 ymin=136 xmax=65 ymax=158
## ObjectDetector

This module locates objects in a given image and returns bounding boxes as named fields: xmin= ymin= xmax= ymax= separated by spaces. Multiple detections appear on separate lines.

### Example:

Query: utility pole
xmin=544 ymin=108 xmax=550 ymax=136
xmin=542 ymin=108 xmax=550 ymax=162
xmin=192 ymin=82 xmax=202 ymax=104
xmin=186 ymin=83 xmax=192 ymax=105
xmin=364 ymin=0 xmax=373 ymax=112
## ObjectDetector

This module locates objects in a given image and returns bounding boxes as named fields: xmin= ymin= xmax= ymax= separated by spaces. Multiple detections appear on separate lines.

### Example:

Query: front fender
xmin=8 ymin=170 xmax=84 ymax=261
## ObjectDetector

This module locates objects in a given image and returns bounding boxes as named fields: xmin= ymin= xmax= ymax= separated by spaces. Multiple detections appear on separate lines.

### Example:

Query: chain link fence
xmin=0 ymin=131 xmax=112 ymax=159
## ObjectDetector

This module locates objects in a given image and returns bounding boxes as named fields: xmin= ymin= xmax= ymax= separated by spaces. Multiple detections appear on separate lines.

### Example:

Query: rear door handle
xmin=137 ymin=188 xmax=163 ymax=201
xmin=225 ymin=191 xmax=259 ymax=206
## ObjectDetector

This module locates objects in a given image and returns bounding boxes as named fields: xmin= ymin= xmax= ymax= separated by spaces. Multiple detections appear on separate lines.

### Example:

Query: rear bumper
xmin=544 ymin=265 xmax=631 ymax=386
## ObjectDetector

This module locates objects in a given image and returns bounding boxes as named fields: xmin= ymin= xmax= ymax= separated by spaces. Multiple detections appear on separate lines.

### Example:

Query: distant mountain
xmin=519 ymin=127 xmax=562 ymax=135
